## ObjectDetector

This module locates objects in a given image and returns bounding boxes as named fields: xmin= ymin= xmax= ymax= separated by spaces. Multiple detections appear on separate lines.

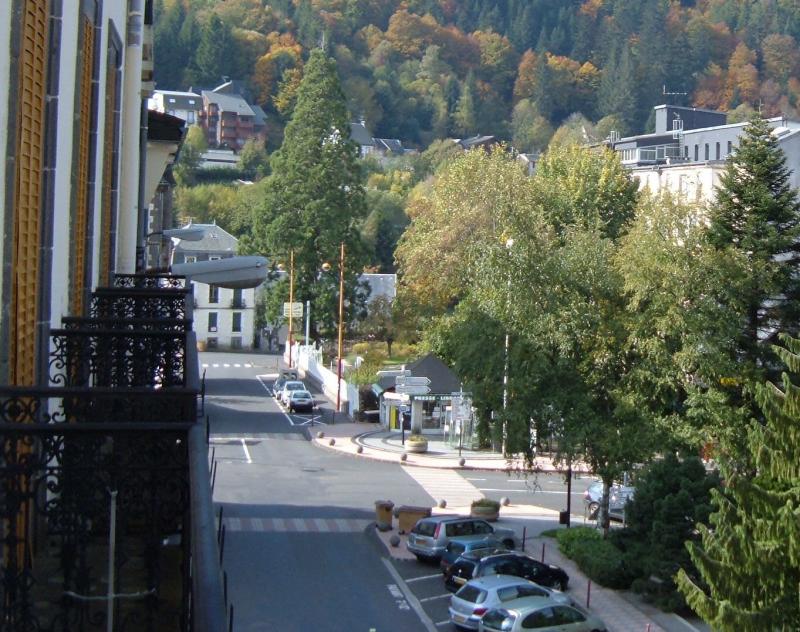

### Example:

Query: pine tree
xmin=676 ymin=333 xmax=800 ymax=630
xmin=707 ymin=113 xmax=800 ymax=403
xmin=247 ymin=49 xmax=368 ymax=342
xmin=453 ymin=72 xmax=478 ymax=136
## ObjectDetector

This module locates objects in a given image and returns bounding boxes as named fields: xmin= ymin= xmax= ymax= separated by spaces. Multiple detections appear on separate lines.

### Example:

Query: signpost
xmin=282 ymin=302 xmax=303 ymax=318
xmin=395 ymin=375 xmax=431 ymax=396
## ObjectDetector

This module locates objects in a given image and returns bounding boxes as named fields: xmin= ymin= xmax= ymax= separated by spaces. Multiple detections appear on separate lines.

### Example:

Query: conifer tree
xmin=704 ymin=113 xmax=800 ymax=423
xmin=247 ymin=49 xmax=368 ymax=342
xmin=453 ymin=73 xmax=478 ymax=136
xmin=676 ymin=333 xmax=800 ymax=630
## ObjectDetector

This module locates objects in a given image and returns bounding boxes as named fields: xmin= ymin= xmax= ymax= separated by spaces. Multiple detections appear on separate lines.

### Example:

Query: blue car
xmin=440 ymin=536 xmax=507 ymax=574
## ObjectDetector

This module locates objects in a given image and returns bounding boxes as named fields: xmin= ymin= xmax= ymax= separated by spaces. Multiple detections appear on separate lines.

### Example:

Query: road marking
xmin=240 ymin=439 xmax=252 ymax=464
xmin=202 ymin=363 xmax=209 ymax=368
xmin=435 ymin=621 xmax=450 ymax=627
xmin=404 ymin=468 xmax=483 ymax=507
xmin=223 ymin=517 xmax=371 ymax=533
xmin=387 ymin=584 xmax=411 ymax=611
xmin=405 ymin=573 xmax=442 ymax=584
xmin=210 ymin=434 xmax=304 ymax=442
xmin=223 ymin=363 xmax=230 ymax=368
xmin=234 ymin=363 xmax=241 ymax=367
xmin=382 ymin=559 xmax=438 ymax=632
xmin=244 ymin=363 xmax=252 ymax=368
xmin=419 ymin=594 xmax=451 ymax=603
xmin=464 ymin=478 xmax=486 ymax=481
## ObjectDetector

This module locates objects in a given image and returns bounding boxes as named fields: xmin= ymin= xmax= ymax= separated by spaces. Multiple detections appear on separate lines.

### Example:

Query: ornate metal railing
xmin=49 ymin=328 xmax=187 ymax=389
xmin=90 ymin=288 xmax=192 ymax=322
xmin=61 ymin=316 xmax=191 ymax=333
xmin=113 ymin=273 xmax=186 ymax=289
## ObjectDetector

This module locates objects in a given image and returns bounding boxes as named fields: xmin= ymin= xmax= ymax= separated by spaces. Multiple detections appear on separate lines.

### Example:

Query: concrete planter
xmin=405 ymin=436 xmax=428 ymax=453
xmin=470 ymin=504 xmax=500 ymax=522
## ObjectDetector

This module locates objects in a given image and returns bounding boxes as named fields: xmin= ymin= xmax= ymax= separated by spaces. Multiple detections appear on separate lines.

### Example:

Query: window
xmin=684 ymin=145 xmax=689 ymax=158
xmin=232 ymin=312 xmax=242 ymax=333
xmin=473 ymin=521 xmax=493 ymax=535
xmin=552 ymin=606 xmax=585 ymax=624
xmin=209 ymin=255 xmax=221 ymax=261
xmin=187 ymin=111 xmax=195 ymax=124
xmin=716 ymin=142 xmax=720 ymax=160
xmin=694 ymin=145 xmax=699 ymax=161
xmin=521 ymin=607 xmax=557 ymax=629
xmin=231 ymin=336 xmax=242 ymax=349
xmin=208 ymin=285 xmax=219 ymax=304
xmin=184 ymin=255 xmax=196 ymax=263
xmin=728 ymin=140 xmax=733 ymax=155
xmin=704 ymin=144 xmax=709 ymax=160
xmin=208 ymin=312 xmax=218 ymax=332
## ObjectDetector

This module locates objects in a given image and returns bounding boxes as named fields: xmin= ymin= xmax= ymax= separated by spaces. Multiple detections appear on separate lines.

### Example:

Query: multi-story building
xmin=609 ymin=105 xmax=800 ymax=202
xmin=0 ymin=3 xmax=227 ymax=628
xmin=172 ymin=223 xmax=257 ymax=350
xmin=199 ymin=82 xmax=267 ymax=149
xmin=150 ymin=88 xmax=203 ymax=124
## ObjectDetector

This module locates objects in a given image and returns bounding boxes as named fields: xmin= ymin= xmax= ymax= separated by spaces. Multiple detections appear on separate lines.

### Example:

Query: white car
xmin=479 ymin=596 xmax=606 ymax=632
xmin=449 ymin=575 xmax=572 ymax=631
xmin=279 ymin=380 xmax=306 ymax=406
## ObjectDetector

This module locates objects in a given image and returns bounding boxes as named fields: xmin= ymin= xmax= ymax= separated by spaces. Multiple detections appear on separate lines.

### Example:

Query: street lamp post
xmin=335 ymin=242 xmax=346 ymax=416
xmin=287 ymin=250 xmax=295 ymax=369
xmin=501 ymin=238 xmax=514 ymax=454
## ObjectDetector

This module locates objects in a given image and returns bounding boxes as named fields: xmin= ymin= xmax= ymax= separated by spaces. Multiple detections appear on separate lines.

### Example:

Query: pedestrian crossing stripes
xmin=223 ymin=517 xmax=372 ymax=533
xmin=202 ymin=363 xmax=253 ymax=368
xmin=402 ymin=468 xmax=483 ymax=508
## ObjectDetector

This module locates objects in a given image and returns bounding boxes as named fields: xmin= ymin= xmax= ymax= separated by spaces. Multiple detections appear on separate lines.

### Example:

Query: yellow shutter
xmin=11 ymin=0 xmax=49 ymax=386
xmin=99 ymin=52 xmax=118 ymax=286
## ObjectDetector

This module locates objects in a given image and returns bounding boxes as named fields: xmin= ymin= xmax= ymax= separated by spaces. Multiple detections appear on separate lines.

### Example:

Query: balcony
xmin=230 ymin=298 xmax=246 ymax=309
xmin=0 ymin=273 xmax=229 ymax=632
xmin=619 ymin=143 xmax=684 ymax=165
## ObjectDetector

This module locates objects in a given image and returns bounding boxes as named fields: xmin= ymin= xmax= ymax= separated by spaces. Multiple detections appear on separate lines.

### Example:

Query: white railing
xmin=286 ymin=343 xmax=358 ymax=416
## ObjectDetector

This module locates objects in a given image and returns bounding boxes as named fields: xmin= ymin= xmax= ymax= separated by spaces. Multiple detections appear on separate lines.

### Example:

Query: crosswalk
xmin=202 ymin=363 xmax=253 ymax=368
xmin=210 ymin=433 xmax=305 ymax=443
xmin=223 ymin=516 xmax=372 ymax=533
xmin=403 ymin=468 xmax=484 ymax=509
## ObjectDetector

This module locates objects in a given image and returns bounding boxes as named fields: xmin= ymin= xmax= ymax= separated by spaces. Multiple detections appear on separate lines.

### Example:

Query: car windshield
xmin=497 ymin=584 xmax=548 ymax=602
xmin=412 ymin=521 xmax=436 ymax=536
xmin=292 ymin=391 xmax=311 ymax=399
xmin=284 ymin=382 xmax=304 ymax=391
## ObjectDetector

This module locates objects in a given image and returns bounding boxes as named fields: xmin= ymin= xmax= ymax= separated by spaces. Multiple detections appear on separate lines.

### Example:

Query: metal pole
xmin=107 ymin=490 xmax=118 ymax=632
xmin=566 ymin=463 xmax=572 ymax=528
xmin=335 ymin=242 xmax=345 ymax=415
xmin=502 ymin=331 xmax=509 ymax=453
xmin=288 ymin=250 xmax=295 ymax=368
xmin=305 ymin=300 xmax=310 ymax=347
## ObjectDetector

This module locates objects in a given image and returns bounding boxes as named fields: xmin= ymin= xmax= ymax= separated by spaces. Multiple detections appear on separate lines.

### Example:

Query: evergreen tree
xmin=676 ymin=334 xmax=800 ymax=630
xmin=598 ymin=46 xmax=637 ymax=134
xmin=453 ymin=72 xmax=478 ymax=136
xmin=153 ymin=0 xmax=187 ymax=89
xmin=246 ymin=49 xmax=368 ymax=342
xmin=705 ymin=113 xmax=800 ymax=420
xmin=189 ymin=15 xmax=240 ymax=88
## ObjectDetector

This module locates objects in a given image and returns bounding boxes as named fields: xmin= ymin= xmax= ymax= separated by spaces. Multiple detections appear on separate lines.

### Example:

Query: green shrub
xmin=471 ymin=498 xmax=500 ymax=510
xmin=555 ymin=526 xmax=600 ymax=558
xmin=570 ymin=538 xmax=633 ymax=589
xmin=406 ymin=434 xmax=427 ymax=443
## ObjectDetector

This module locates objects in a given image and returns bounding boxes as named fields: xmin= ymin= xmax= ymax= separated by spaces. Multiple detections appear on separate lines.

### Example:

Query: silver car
xmin=449 ymin=575 xmax=572 ymax=631
xmin=407 ymin=515 xmax=518 ymax=561
xmin=279 ymin=380 xmax=306 ymax=406
xmin=287 ymin=389 xmax=314 ymax=413
xmin=479 ymin=596 xmax=607 ymax=632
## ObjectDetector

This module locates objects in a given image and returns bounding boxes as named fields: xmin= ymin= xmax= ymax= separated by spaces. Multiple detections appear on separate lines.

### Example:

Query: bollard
xmin=646 ymin=625 xmax=651 ymax=632
xmin=586 ymin=580 xmax=592 ymax=608
xmin=522 ymin=526 xmax=527 ymax=552
xmin=541 ymin=542 xmax=545 ymax=562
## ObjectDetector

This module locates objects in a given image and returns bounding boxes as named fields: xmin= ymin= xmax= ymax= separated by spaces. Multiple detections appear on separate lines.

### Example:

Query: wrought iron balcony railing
xmin=114 ymin=273 xmax=187 ymax=289
xmin=91 ymin=287 xmax=192 ymax=321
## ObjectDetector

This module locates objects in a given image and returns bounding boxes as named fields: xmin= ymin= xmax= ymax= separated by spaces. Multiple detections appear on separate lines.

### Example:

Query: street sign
xmin=282 ymin=302 xmax=303 ymax=317
xmin=377 ymin=369 xmax=411 ymax=378
xmin=395 ymin=384 xmax=431 ymax=395
xmin=395 ymin=376 xmax=431 ymax=387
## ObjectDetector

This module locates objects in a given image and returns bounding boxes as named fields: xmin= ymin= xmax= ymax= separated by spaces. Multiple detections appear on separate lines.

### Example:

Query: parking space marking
xmin=240 ymin=439 xmax=252 ymax=464
xmin=435 ymin=621 xmax=450 ymax=627
xmin=382 ymin=559 xmax=438 ymax=632
xmin=418 ymin=594 xmax=451 ymax=603
xmin=405 ymin=573 xmax=443 ymax=584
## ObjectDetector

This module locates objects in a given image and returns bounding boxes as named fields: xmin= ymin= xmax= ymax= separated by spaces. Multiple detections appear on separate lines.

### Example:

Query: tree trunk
xmin=600 ymin=478 xmax=612 ymax=538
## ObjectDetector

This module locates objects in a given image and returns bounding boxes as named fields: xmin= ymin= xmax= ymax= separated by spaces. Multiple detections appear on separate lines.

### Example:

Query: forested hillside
xmin=155 ymin=0 xmax=800 ymax=151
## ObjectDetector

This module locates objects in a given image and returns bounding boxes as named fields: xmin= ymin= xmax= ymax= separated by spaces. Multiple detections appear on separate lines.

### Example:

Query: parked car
xmin=407 ymin=515 xmax=518 ymax=561
xmin=440 ymin=536 xmax=506 ymax=574
xmin=449 ymin=575 xmax=573 ymax=631
xmin=287 ymin=389 xmax=314 ymax=413
xmin=279 ymin=380 xmax=307 ymax=406
xmin=444 ymin=550 xmax=569 ymax=593
xmin=583 ymin=480 xmax=635 ymax=521
xmin=272 ymin=369 xmax=299 ymax=398
xmin=479 ymin=596 xmax=606 ymax=632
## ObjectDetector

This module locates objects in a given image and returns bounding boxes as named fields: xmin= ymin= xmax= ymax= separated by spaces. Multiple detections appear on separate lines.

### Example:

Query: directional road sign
xmin=395 ymin=376 xmax=431 ymax=387
xmin=395 ymin=384 xmax=431 ymax=396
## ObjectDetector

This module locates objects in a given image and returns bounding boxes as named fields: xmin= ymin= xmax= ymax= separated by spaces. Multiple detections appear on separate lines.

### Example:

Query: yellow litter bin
xmin=375 ymin=500 xmax=394 ymax=531
xmin=394 ymin=505 xmax=432 ymax=534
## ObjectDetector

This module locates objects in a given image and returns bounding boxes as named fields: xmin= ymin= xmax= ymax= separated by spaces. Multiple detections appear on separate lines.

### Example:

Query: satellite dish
xmin=172 ymin=256 xmax=268 ymax=289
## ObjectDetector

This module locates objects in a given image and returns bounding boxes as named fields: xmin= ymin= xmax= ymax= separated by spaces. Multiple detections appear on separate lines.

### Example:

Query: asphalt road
xmin=203 ymin=351 xmax=439 ymax=632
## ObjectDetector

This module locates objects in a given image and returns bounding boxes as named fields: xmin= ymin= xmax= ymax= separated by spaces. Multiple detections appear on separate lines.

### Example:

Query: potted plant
xmin=470 ymin=498 xmax=501 ymax=522
xmin=405 ymin=433 xmax=428 ymax=453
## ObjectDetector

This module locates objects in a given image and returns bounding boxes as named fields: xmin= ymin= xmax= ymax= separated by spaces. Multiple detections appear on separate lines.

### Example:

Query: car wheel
xmin=502 ymin=538 xmax=515 ymax=549
xmin=559 ymin=579 xmax=569 ymax=591
xmin=588 ymin=501 xmax=599 ymax=514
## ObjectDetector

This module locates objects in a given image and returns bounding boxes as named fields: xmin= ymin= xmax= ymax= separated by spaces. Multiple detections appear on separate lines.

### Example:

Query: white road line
xmin=435 ymin=621 xmax=450 ymax=627
xmin=240 ymin=439 xmax=252 ymax=464
xmin=223 ymin=363 xmax=231 ymax=368
xmin=464 ymin=478 xmax=486 ymax=481
xmin=404 ymin=468 xmax=483 ymax=507
xmin=234 ymin=363 xmax=241 ymax=367
xmin=381 ymin=559 xmax=438 ymax=632
xmin=202 ymin=363 xmax=209 ymax=368
xmin=405 ymin=573 xmax=443 ymax=583
xmin=244 ymin=363 xmax=252 ymax=368
xmin=418 ymin=594 xmax=451 ymax=603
